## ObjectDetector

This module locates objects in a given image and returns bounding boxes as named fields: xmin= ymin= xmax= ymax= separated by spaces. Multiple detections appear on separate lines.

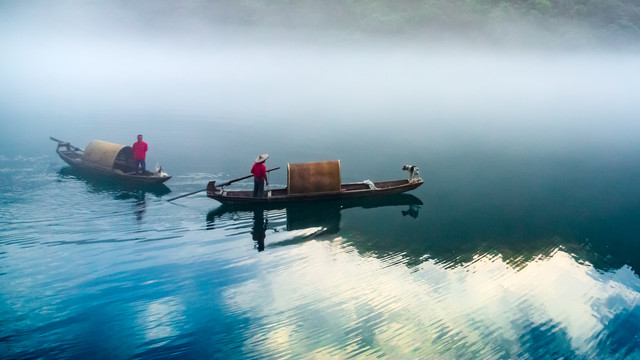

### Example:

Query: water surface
xmin=2 ymin=44 xmax=640 ymax=358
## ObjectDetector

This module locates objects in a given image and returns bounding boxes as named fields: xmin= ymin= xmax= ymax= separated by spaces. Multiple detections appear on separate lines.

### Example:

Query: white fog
xmin=1 ymin=0 xmax=639 ymax=153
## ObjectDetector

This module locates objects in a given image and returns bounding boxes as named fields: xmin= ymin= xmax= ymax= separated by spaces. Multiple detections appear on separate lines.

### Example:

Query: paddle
xmin=166 ymin=167 xmax=280 ymax=202
xmin=165 ymin=188 xmax=207 ymax=202
xmin=215 ymin=167 xmax=280 ymax=188
xmin=50 ymin=137 xmax=84 ymax=152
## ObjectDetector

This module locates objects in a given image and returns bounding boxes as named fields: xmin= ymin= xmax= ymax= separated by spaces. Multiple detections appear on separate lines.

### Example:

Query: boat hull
xmin=207 ymin=178 xmax=423 ymax=205
xmin=57 ymin=150 xmax=172 ymax=185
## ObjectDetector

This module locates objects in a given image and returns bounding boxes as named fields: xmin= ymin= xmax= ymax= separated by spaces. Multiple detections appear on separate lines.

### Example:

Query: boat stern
xmin=206 ymin=181 xmax=219 ymax=198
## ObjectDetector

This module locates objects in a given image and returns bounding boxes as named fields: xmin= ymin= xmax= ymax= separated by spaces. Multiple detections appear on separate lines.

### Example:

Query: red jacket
xmin=251 ymin=163 xmax=267 ymax=179
xmin=132 ymin=141 xmax=148 ymax=160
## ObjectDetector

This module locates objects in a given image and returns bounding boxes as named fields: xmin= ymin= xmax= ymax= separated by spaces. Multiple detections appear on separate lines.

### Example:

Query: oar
xmin=166 ymin=167 xmax=280 ymax=202
xmin=216 ymin=167 xmax=280 ymax=188
xmin=166 ymin=188 xmax=206 ymax=202
xmin=50 ymin=136 xmax=83 ymax=152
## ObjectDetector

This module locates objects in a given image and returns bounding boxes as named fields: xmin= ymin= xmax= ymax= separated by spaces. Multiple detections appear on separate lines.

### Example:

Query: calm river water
xmin=2 ymin=50 xmax=640 ymax=359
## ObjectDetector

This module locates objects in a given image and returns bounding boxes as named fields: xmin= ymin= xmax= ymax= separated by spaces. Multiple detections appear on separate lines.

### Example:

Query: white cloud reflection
xmin=136 ymin=296 xmax=186 ymax=347
xmin=224 ymin=240 xmax=640 ymax=358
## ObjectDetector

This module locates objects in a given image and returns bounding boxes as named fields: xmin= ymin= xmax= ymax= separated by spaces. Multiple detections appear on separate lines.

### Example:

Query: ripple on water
xmin=3 ymin=151 xmax=640 ymax=358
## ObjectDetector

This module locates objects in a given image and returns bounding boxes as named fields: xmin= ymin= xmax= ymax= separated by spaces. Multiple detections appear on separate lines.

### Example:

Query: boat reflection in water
xmin=58 ymin=166 xmax=171 ymax=197
xmin=206 ymin=194 xmax=423 ymax=252
xmin=58 ymin=166 xmax=171 ymax=222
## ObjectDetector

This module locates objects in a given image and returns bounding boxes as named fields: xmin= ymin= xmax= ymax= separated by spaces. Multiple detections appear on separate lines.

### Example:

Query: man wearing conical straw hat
xmin=251 ymin=154 xmax=269 ymax=197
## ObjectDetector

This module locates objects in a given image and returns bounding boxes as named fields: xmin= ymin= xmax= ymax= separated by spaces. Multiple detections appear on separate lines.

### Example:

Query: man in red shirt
xmin=251 ymin=154 xmax=269 ymax=197
xmin=132 ymin=134 xmax=148 ymax=174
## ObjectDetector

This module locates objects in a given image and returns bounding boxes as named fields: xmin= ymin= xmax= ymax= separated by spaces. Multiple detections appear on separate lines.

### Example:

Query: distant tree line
xmin=133 ymin=0 xmax=640 ymax=47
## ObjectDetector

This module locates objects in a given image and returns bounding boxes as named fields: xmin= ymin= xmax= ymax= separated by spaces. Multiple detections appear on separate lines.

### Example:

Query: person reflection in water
xmin=251 ymin=154 xmax=269 ymax=197
xmin=252 ymin=209 xmax=267 ymax=252
xmin=134 ymin=196 xmax=146 ymax=221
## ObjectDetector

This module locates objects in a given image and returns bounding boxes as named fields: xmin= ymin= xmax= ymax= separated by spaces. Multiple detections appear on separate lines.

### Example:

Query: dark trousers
xmin=253 ymin=177 xmax=265 ymax=197
xmin=135 ymin=159 xmax=146 ymax=173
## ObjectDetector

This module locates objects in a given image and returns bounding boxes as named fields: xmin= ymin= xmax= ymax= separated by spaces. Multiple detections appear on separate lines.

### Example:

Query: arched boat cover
xmin=81 ymin=140 xmax=133 ymax=169
xmin=288 ymin=160 xmax=341 ymax=195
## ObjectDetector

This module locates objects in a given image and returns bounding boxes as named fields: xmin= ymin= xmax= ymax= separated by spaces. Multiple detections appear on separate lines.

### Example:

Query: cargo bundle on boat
xmin=51 ymin=137 xmax=171 ymax=184
xmin=206 ymin=160 xmax=423 ymax=205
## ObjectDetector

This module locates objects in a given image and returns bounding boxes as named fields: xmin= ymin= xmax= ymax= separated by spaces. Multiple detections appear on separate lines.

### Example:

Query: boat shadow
xmin=58 ymin=166 xmax=171 ymax=198
xmin=206 ymin=194 xmax=423 ymax=252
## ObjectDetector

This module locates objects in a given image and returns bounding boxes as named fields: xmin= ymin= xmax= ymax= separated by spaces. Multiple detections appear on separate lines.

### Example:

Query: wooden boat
xmin=207 ymin=193 xmax=424 ymax=217
xmin=51 ymin=137 xmax=172 ymax=185
xmin=207 ymin=160 xmax=423 ymax=205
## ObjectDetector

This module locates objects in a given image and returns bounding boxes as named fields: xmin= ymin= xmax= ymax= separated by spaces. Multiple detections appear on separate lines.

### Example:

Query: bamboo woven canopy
xmin=287 ymin=160 xmax=341 ymax=195
xmin=82 ymin=140 xmax=133 ymax=169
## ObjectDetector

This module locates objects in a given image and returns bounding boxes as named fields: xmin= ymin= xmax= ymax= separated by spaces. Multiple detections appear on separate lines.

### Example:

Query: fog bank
xmin=1 ymin=1 xmax=639 ymax=154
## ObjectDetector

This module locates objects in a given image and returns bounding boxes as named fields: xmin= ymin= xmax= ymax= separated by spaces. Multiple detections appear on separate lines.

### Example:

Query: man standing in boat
xmin=132 ymin=134 xmax=148 ymax=174
xmin=251 ymin=154 xmax=269 ymax=197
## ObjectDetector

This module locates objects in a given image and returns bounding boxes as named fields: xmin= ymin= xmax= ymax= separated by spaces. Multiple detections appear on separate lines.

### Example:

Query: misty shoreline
xmin=2 ymin=0 xmax=639 ymax=51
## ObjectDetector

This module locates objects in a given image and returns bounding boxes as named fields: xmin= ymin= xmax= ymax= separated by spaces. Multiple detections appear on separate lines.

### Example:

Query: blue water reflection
xmin=1 ymin=139 xmax=640 ymax=358
xmin=206 ymin=195 xmax=422 ymax=252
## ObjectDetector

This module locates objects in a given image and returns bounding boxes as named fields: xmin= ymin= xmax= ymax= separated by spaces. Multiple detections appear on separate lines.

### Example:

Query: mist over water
xmin=2 ymin=1 xmax=640 ymax=359
xmin=2 ymin=0 xmax=640 ymax=153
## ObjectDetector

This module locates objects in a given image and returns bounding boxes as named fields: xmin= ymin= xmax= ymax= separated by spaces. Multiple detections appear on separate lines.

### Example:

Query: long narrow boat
xmin=51 ymin=137 xmax=172 ymax=185
xmin=207 ymin=160 xmax=423 ymax=205
xmin=207 ymin=193 xmax=424 ymax=217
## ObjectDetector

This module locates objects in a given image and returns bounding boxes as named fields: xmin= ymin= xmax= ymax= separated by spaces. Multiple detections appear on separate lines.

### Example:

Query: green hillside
xmin=132 ymin=0 xmax=640 ymax=47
